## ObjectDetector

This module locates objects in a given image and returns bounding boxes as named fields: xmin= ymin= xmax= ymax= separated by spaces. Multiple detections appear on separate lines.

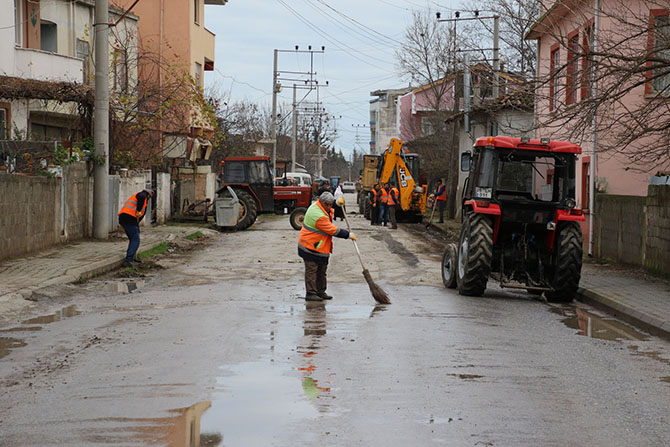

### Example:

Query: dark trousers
xmin=437 ymin=200 xmax=446 ymax=222
xmin=370 ymin=204 xmax=379 ymax=225
xmin=120 ymin=222 xmax=140 ymax=262
xmin=389 ymin=205 xmax=397 ymax=228
xmin=378 ymin=204 xmax=389 ymax=225
xmin=304 ymin=260 xmax=328 ymax=295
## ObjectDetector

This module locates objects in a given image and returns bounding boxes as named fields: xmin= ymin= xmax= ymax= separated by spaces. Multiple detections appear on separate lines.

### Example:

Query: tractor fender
xmin=463 ymin=200 xmax=502 ymax=244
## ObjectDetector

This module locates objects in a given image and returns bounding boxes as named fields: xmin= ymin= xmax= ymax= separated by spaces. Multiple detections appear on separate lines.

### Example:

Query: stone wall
xmin=595 ymin=185 xmax=670 ymax=275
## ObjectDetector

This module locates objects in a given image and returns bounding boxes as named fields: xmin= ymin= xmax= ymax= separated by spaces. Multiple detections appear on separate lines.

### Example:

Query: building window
xmin=14 ymin=0 xmax=22 ymax=45
xmin=648 ymin=10 xmax=670 ymax=95
xmin=566 ymin=31 xmax=579 ymax=105
xmin=77 ymin=39 xmax=91 ymax=83
xmin=114 ymin=48 xmax=128 ymax=93
xmin=0 ymin=104 xmax=10 ymax=139
xmin=581 ymin=21 xmax=594 ymax=100
xmin=195 ymin=62 xmax=202 ymax=88
xmin=194 ymin=0 xmax=200 ymax=25
xmin=549 ymin=45 xmax=560 ymax=111
xmin=40 ymin=20 xmax=57 ymax=53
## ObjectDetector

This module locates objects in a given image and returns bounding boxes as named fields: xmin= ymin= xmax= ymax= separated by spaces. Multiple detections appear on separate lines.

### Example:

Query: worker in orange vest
xmin=435 ymin=179 xmax=447 ymax=223
xmin=377 ymin=183 xmax=390 ymax=226
xmin=298 ymin=191 xmax=356 ymax=301
xmin=369 ymin=183 xmax=381 ymax=226
xmin=118 ymin=188 xmax=154 ymax=268
xmin=388 ymin=182 xmax=400 ymax=229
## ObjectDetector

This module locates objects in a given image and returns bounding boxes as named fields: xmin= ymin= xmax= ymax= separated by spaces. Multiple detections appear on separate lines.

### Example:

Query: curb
xmin=1 ymin=239 xmax=169 ymax=303
xmin=577 ymin=287 xmax=670 ymax=341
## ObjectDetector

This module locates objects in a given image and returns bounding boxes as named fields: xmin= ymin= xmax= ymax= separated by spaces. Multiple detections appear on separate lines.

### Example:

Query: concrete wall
xmin=595 ymin=186 xmax=670 ymax=275
xmin=0 ymin=166 xmax=174 ymax=262
xmin=0 ymin=162 xmax=90 ymax=260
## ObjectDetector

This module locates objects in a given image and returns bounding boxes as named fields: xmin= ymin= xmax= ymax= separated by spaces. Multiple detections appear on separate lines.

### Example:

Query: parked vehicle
xmin=441 ymin=136 xmax=585 ymax=302
xmin=217 ymin=156 xmax=312 ymax=231
xmin=356 ymin=154 xmax=382 ymax=214
xmin=285 ymin=172 xmax=312 ymax=188
xmin=341 ymin=181 xmax=356 ymax=193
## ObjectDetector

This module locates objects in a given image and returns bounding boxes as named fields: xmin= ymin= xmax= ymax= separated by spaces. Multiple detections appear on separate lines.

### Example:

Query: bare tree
xmin=529 ymin=1 xmax=670 ymax=170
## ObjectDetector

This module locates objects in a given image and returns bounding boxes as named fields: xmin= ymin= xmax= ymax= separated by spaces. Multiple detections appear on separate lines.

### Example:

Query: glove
xmin=336 ymin=197 xmax=345 ymax=206
xmin=350 ymin=233 xmax=357 ymax=241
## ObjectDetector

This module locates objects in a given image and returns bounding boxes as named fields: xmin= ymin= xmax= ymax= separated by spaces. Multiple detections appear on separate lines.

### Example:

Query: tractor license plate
xmin=475 ymin=187 xmax=492 ymax=199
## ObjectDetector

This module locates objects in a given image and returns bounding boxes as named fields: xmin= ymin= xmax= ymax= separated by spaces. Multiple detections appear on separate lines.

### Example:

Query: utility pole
xmin=271 ymin=45 xmax=325 ymax=177
xmin=93 ymin=0 xmax=110 ymax=239
xmin=291 ymin=84 xmax=297 ymax=172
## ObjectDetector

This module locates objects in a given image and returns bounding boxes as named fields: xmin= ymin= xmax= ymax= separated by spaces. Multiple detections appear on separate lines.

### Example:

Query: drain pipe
xmin=588 ymin=0 xmax=600 ymax=257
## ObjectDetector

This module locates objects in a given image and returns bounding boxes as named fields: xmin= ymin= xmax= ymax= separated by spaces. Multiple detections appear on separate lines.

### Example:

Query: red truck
xmin=217 ymin=156 xmax=312 ymax=230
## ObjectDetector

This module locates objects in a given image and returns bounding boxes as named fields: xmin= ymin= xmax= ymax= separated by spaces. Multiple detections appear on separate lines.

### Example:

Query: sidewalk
xmin=427 ymin=219 xmax=670 ymax=340
xmin=0 ymin=225 xmax=206 ymax=307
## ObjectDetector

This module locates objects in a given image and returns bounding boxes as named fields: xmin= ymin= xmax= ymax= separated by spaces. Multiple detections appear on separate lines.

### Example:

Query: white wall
xmin=0 ymin=0 xmax=17 ymax=77
xmin=156 ymin=172 xmax=171 ymax=225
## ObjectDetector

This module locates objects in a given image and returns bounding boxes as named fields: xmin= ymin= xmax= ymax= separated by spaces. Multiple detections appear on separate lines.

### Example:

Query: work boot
xmin=391 ymin=225 xmax=398 ymax=229
xmin=305 ymin=293 xmax=323 ymax=302
xmin=133 ymin=257 xmax=143 ymax=264
xmin=122 ymin=260 xmax=134 ymax=268
xmin=317 ymin=291 xmax=333 ymax=300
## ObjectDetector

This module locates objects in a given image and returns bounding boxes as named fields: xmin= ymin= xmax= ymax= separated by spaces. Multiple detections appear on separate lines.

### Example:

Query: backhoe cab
xmin=441 ymin=136 xmax=585 ymax=302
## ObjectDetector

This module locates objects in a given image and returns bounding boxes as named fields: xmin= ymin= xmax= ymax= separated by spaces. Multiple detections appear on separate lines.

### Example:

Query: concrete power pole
xmin=93 ymin=0 xmax=110 ymax=239
xmin=291 ymin=84 xmax=297 ymax=172
xmin=271 ymin=49 xmax=278 ymax=178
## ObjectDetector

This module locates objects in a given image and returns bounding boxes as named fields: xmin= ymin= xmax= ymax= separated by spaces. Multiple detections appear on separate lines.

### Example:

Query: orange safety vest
xmin=436 ymin=184 xmax=447 ymax=201
xmin=298 ymin=201 xmax=339 ymax=256
xmin=379 ymin=188 xmax=389 ymax=205
xmin=119 ymin=192 xmax=148 ymax=219
xmin=388 ymin=187 xmax=400 ymax=206
xmin=371 ymin=188 xmax=378 ymax=205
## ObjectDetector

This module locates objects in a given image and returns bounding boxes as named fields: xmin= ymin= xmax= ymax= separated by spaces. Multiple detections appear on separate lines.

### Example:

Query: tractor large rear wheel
xmin=545 ymin=222 xmax=583 ymax=303
xmin=456 ymin=212 xmax=493 ymax=296
xmin=234 ymin=189 xmax=258 ymax=230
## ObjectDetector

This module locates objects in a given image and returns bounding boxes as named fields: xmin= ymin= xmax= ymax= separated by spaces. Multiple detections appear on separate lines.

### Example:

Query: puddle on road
xmin=551 ymin=307 xmax=648 ymax=341
xmin=0 ymin=337 xmax=27 ymax=359
xmin=21 ymin=305 xmax=81 ymax=325
xmin=105 ymin=280 xmax=146 ymax=294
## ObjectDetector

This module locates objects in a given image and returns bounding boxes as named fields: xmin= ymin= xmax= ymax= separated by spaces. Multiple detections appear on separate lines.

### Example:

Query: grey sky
xmin=204 ymin=0 xmax=460 ymax=158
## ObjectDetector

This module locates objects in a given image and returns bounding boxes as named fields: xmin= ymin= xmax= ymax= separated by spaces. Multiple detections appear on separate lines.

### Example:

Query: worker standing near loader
xmin=118 ymin=188 xmax=154 ymax=268
xmin=435 ymin=179 xmax=447 ymax=223
xmin=377 ymin=182 xmax=390 ymax=226
xmin=369 ymin=183 xmax=381 ymax=226
xmin=388 ymin=182 xmax=399 ymax=229
xmin=298 ymin=192 xmax=356 ymax=302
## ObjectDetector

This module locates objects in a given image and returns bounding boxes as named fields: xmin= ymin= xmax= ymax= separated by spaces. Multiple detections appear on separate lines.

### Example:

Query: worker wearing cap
xmin=298 ymin=192 xmax=356 ymax=302
xmin=118 ymin=188 xmax=154 ymax=268
xmin=435 ymin=179 xmax=447 ymax=223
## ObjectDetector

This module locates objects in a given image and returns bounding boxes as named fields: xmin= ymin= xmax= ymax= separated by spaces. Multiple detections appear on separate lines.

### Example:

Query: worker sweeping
xmin=118 ymin=188 xmax=154 ymax=268
xmin=298 ymin=191 xmax=356 ymax=302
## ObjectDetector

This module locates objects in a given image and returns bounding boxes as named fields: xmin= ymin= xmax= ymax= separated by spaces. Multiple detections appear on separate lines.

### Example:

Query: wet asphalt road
xmin=1 ymin=196 xmax=669 ymax=446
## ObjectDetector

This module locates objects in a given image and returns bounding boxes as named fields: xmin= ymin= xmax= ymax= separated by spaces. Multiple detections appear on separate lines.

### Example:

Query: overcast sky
xmin=204 ymin=0 xmax=460 ymax=159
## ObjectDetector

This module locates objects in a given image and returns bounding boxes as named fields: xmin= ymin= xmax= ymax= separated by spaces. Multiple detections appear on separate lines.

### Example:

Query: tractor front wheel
xmin=456 ymin=212 xmax=493 ymax=296
xmin=545 ymin=222 xmax=583 ymax=303
xmin=234 ymin=189 xmax=258 ymax=231
xmin=290 ymin=207 xmax=306 ymax=231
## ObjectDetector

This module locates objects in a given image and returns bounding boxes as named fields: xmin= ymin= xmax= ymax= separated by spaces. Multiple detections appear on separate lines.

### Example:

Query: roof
xmin=525 ymin=0 xmax=581 ymax=40
xmin=474 ymin=136 xmax=582 ymax=154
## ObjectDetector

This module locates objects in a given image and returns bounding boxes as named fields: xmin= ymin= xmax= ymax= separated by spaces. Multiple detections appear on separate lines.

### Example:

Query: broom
xmin=341 ymin=204 xmax=391 ymax=305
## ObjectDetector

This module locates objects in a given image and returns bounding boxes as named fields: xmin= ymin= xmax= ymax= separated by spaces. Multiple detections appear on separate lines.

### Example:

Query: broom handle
xmin=341 ymin=206 xmax=367 ymax=271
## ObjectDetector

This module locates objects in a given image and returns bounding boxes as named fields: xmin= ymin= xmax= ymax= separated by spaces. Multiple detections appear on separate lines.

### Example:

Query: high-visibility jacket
xmin=436 ymin=184 xmax=447 ymax=201
xmin=298 ymin=200 xmax=347 ymax=259
xmin=379 ymin=188 xmax=389 ymax=205
xmin=388 ymin=187 xmax=399 ymax=206
xmin=370 ymin=188 xmax=378 ymax=206
xmin=119 ymin=192 xmax=148 ymax=219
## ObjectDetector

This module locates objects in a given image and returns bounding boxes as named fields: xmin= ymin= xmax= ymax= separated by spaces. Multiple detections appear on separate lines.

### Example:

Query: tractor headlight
xmin=414 ymin=186 xmax=423 ymax=193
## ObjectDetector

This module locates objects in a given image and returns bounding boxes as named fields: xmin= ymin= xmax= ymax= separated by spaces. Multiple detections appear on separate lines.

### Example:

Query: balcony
xmin=15 ymin=48 xmax=83 ymax=83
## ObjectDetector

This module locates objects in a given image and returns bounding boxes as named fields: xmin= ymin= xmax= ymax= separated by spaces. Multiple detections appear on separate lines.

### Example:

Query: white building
xmin=1 ymin=0 xmax=137 ymax=140
xmin=369 ymin=87 xmax=411 ymax=154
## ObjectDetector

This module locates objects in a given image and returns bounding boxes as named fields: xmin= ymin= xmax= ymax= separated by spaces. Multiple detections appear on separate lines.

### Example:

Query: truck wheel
xmin=364 ymin=198 xmax=371 ymax=220
xmin=457 ymin=212 xmax=493 ymax=296
xmin=290 ymin=207 xmax=306 ymax=231
xmin=441 ymin=243 xmax=458 ymax=289
xmin=234 ymin=190 xmax=258 ymax=230
xmin=545 ymin=222 xmax=583 ymax=303
xmin=358 ymin=193 xmax=365 ymax=214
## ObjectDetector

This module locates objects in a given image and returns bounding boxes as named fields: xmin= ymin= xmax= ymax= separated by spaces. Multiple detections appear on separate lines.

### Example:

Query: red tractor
xmin=441 ymin=136 xmax=585 ymax=302
xmin=217 ymin=156 xmax=312 ymax=230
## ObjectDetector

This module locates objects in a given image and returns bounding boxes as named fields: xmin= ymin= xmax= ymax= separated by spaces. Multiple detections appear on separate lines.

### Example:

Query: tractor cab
xmin=221 ymin=156 xmax=274 ymax=212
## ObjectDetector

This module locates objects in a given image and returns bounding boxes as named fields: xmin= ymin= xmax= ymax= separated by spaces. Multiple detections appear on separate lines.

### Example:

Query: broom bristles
xmin=362 ymin=269 xmax=391 ymax=304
